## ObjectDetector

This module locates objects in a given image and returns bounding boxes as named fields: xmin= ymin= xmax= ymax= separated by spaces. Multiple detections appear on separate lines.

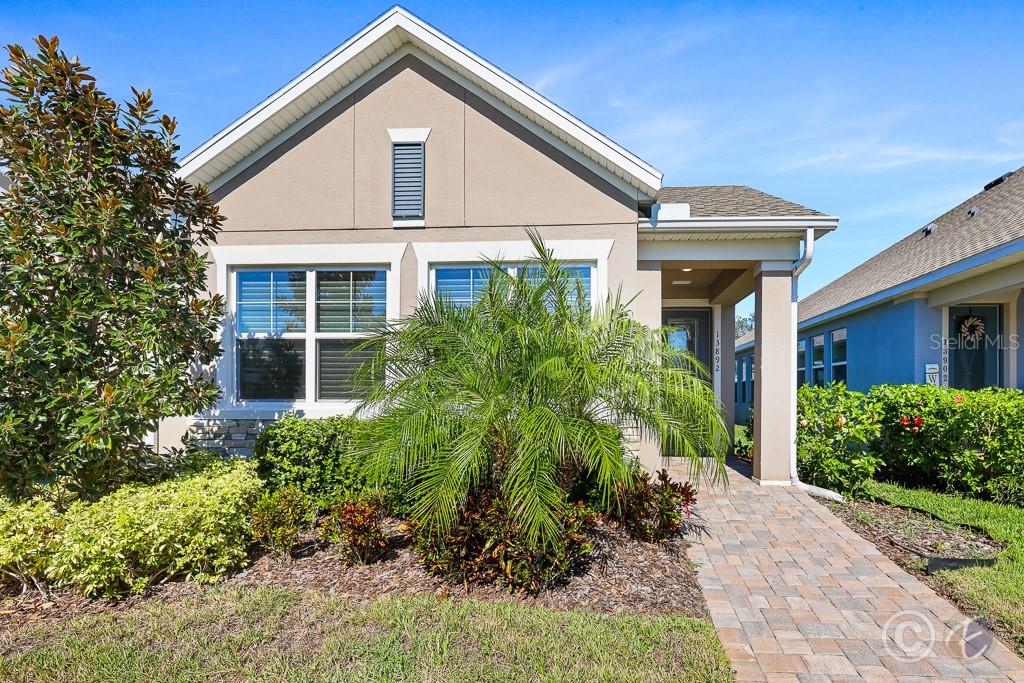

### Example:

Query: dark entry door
xmin=663 ymin=308 xmax=712 ymax=371
xmin=949 ymin=305 xmax=1001 ymax=390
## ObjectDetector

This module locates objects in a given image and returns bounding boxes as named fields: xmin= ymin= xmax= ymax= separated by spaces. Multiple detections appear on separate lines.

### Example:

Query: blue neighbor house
xmin=736 ymin=165 xmax=1024 ymax=423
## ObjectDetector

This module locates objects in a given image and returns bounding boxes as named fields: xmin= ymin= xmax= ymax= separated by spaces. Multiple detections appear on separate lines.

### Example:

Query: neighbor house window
xmin=796 ymin=339 xmax=806 ymax=386
xmin=234 ymin=268 xmax=387 ymax=402
xmin=738 ymin=357 xmax=747 ymax=403
xmin=811 ymin=334 xmax=825 ymax=386
xmin=432 ymin=263 xmax=593 ymax=308
xmin=750 ymin=358 xmax=755 ymax=401
xmin=831 ymin=328 xmax=847 ymax=385
xmin=392 ymin=142 xmax=424 ymax=219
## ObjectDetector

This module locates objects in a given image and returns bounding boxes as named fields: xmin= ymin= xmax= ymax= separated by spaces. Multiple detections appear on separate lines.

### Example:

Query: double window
xmin=234 ymin=268 xmax=387 ymax=402
xmin=831 ymin=328 xmax=847 ymax=384
xmin=432 ymin=263 xmax=593 ymax=308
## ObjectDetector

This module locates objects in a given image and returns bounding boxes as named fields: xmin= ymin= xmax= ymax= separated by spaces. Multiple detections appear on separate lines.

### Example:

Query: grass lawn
xmin=0 ymin=587 xmax=733 ymax=683
xmin=865 ymin=480 xmax=1024 ymax=654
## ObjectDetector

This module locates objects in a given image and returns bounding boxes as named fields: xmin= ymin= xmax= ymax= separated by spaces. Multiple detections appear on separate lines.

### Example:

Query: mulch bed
xmin=823 ymin=497 xmax=1005 ymax=570
xmin=0 ymin=517 xmax=710 ymax=634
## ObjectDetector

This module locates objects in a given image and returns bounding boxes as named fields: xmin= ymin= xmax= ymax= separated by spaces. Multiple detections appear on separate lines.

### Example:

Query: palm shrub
xmin=356 ymin=230 xmax=727 ymax=558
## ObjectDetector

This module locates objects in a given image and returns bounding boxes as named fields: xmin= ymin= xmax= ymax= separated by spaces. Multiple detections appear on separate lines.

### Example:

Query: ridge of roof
xmin=179 ymin=6 xmax=662 ymax=195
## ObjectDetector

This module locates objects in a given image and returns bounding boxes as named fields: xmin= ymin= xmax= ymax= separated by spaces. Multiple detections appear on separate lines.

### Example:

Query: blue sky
xmin=3 ymin=1 xmax=1023 ymax=315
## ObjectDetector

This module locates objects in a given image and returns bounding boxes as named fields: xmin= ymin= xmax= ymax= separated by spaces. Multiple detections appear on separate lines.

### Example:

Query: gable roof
xmin=799 ymin=166 xmax=1024 ymax=324
xmin=178 ymin=6 xmax=662 ymax=196
xmin=735 ymin=330 xmax=754 ymax=350
xmin=656 ymin=185 xmax=825 ymax=218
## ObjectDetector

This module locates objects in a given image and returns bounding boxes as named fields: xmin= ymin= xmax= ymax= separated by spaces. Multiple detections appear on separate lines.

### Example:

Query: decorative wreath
xmin=959 ymin=315 xmax=985 ymax=341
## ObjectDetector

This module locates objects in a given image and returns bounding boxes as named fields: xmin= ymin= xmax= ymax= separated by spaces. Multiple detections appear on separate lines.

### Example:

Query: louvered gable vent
xmin=392 ymin=142 xmax=424 ymax=218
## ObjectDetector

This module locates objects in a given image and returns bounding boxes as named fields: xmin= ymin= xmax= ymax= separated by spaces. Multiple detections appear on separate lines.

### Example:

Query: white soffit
xmin=178 ymin=6 xmax=663 ymax=196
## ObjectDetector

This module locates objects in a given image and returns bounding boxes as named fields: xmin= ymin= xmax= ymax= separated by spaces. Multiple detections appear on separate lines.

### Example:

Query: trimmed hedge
xmin=796 ymin=384 xmax=882 ymax=495
xmin=796 ymin=383 xmax=1024 ymax=504
xmin=0 ymin=461 xmax=263 ymax=597
xmin=871 ymin=384 xmax=1024 ymax=503
xmin=253 ymin=415 xmax=404 ymax=512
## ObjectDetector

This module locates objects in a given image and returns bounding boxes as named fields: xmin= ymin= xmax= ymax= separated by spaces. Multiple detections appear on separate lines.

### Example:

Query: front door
xmin=949 ymin=305 xmax=1001 ymax=390
xmin=663 ymin=308 xmax=712 ymax=371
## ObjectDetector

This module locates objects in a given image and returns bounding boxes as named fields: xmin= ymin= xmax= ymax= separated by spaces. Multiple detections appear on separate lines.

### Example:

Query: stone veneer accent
xmin=187 ymin=419 xmax=277 ymax=458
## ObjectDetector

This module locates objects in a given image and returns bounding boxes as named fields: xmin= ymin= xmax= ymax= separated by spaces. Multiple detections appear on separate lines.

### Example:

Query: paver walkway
xmin=681 ymin=460 xmax=1024 ymax=682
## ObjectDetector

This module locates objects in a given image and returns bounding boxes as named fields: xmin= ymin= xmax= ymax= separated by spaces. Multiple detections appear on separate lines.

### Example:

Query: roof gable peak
xmin=179 ymin=6 xmax=662 ymax=196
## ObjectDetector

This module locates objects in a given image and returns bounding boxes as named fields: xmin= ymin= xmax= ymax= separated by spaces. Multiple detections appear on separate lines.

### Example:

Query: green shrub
xmin=610 ymin=469 xmax=697 ymax=542
xmin=254 ymin=415 xmax=403 ymax=511
xmin=318 ymin=498 xmax=388 ymax=566
xmin=250 ymin=486 xmax=315 ymax=559
xmin=46 ymin=461 xmax=263 ymax=597
xmin=870 ymin=384 xmax=1024 ymax=498
xmin=413 ymin=493 xmax=598 ymax=592
xmin=0 ymin=499 xmax=63 ymax=593
xmin=0 ymin=38 xmax=225 ymax=502
xmin=796 ymin=383 xmax=882 ymax=496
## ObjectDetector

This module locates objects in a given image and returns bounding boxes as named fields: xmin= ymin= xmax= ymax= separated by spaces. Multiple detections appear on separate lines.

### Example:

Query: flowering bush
xmin=870 ymin=384 xmax=1024 ymax=501
xmin=796 ymin=383 xmax=882 ymax=495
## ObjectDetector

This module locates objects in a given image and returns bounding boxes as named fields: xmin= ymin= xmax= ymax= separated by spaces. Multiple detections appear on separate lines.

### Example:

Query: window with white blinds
xmin=392 ymin=142 xmax=424 ymax=219
xmin=234 ymin=268 xmax=387 ymax=402
xmin=432 ymin=263 xmax=593 ymax=309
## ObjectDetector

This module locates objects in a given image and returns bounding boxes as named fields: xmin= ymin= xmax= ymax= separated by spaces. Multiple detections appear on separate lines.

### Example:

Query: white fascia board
xmin=638 ymin=216 xmax=839 ymax=231
xmin=638 ymin=238 xmax=802 ymax=262
xmin=179 ymin=6 xmax=662 ymax=194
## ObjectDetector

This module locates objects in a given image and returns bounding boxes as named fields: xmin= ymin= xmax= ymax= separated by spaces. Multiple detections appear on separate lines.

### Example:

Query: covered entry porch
xmin=632 ymin=193 xmax=838 ymax=485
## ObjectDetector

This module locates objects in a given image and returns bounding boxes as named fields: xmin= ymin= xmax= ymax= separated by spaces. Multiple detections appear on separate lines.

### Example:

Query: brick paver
xmin=679 ymin=459 xmax=1024 ymax=682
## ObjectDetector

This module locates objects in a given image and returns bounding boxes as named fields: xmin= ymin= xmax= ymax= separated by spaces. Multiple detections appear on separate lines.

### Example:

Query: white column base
xmin=752 ymin=477 xmax=794 ymax=487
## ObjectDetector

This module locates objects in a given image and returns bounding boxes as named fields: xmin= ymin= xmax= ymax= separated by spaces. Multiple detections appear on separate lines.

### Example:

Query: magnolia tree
xmin=0 ymin=37 xmax=224 ymax=499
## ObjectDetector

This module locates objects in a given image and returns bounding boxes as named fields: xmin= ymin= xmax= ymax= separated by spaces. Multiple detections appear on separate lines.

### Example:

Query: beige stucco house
xmin=159 ymin=6 xmax=838 ymax=486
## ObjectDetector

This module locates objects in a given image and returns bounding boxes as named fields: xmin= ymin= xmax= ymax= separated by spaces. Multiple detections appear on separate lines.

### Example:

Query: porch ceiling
xmin=660 ymin=261 xmax=755 ymax=303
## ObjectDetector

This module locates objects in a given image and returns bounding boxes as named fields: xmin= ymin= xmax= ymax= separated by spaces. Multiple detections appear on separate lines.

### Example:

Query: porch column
xmin=752 ymin=263 xmax=795 ymax=484
xmin=634 ymin=260 xmax=663 ymax=472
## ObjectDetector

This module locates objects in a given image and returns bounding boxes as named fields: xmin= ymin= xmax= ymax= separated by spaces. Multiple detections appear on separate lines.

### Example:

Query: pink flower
xmin=912 ymin=426 xmax=920 ymax=433
xmin=913 ymin=416 xmax=923 ymax=427
xmin=954 ymin=395 xmax=965 ymax=404
xmin=900 ymin=416 xmax=911 ymax=426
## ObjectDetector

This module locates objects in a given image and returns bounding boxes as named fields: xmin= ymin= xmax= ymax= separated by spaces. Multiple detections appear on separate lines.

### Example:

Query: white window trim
xmin=412 ymin=239 xmax=613 ymax=306
xmin=209 ymin=242 xmax=406 ymax=418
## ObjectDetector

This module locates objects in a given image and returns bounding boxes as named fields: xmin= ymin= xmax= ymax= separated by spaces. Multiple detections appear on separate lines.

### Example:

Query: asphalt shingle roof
xmin=799 ymin=166 xmax=1024 ymax=323
xmin=656 ymin=185 xmax=825 ymax=218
